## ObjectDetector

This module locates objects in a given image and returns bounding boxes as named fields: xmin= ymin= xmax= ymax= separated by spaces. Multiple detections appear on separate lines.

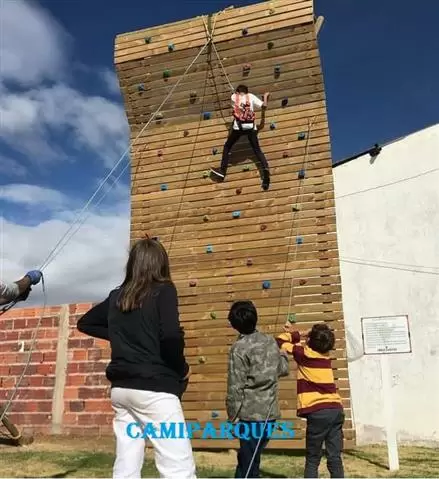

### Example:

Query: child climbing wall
xmin=114 ymin=0 xmax=354 ymax=450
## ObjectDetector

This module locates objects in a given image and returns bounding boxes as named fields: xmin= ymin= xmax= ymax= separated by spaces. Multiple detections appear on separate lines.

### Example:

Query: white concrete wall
xmin=333 ymin=124 xmax=439 ymax=445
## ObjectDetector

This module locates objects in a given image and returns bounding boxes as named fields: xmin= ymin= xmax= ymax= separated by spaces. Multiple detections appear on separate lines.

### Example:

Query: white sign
xmin=361 ymin=315 xmax=411 ymax=355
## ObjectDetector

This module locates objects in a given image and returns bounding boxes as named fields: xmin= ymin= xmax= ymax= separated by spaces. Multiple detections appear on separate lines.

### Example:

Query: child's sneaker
xmin=262 ymin=169 xmax=270 ymax=190
xmin=210 ymin=167 xmax=226 ymax=181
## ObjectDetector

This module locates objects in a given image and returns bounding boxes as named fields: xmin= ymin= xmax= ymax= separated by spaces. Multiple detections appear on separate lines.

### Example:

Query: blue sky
xmin=0 ymin=0 xmax=438 ymax=304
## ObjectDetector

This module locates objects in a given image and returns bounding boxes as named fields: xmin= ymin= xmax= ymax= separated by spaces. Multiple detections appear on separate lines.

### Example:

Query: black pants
xmin=304 ymin=408 xmax=345 ymax=478
xmin=221 ymin=128 xmax=269 ymax=173
xmin=234 ymin=420 xmax=274 ymax=478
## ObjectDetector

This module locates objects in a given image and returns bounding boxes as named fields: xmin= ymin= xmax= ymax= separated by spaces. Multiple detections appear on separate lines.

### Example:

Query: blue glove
xmin=25 ymin=270 xmax=42 ymax=285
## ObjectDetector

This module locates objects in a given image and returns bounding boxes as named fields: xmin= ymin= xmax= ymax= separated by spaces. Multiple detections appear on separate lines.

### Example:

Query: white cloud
xmin=0 ymin=183 xmax=68 ymax=210
xmin=100 ymin=69 xmax=121 ymax=96
xmin=0 ymin=0 xmax=70 ymax=87
xmin=0 ymin=0 xmax=128 ymax=169
xmin=1 ymin=185 xmax=130 ymax=305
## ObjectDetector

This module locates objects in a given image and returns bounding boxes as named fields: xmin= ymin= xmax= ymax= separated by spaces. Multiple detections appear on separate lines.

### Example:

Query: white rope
xmin=39 ymin=21 xmax=213 ymax=273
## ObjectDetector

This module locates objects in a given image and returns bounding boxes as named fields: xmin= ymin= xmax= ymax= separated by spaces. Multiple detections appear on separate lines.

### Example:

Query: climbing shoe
xmin=210 ymin=167 xmax=225 ymax=181
xmin=262 ymin=169 xmax=270 ymax=190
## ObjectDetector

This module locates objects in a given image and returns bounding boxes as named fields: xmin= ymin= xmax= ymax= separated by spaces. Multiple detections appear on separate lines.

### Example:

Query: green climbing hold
xmin=203 ymin=171 xmax=209 ymax=178
xmin=243 ymin=165 xmax=251 ymax=171
xmin=198 ymin=356 xmax=206 ymax=364
xmin=163 ymin=69 xmax=171 ymax=79
xmin=287 ymin=313 xmax=296 ymax=324
xmin=144 ymin=36 xmax=152 ymax=44
xmin=292 ymin=205 xmax=301 ymax=212
xmin=210 ymin=312 xmax=217 ymax=319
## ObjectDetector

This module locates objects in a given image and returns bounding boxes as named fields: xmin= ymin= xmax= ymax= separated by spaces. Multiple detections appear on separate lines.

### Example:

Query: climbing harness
xmin=233 ymin=93 xmax=256 ymax=130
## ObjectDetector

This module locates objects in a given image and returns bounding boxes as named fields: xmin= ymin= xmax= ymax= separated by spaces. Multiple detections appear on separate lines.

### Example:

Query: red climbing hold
xmin=189 ymin=280 xmax=197 ymax=287
xmin=236 ymin=188 xmax=242 ymax=195
xmin=157 ymin=149 xmax=163 ymax=156
xmin=260 ymin=224 xmax=267 ymax=231
xmin=299 ymin=279 xmax=307 ymax=286
xmin=246 ymin=258 xmax=253 ymax=266
xmin=283 ymin=152 xmax=288 ymax=158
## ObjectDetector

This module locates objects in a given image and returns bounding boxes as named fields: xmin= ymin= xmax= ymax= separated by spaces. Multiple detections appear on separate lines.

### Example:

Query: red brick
xmin=43 ymin=351 xmax=57 ymax=362
xmin=1 ymin=353 xmax=17 ymax=364
xmin=69 ymin=400 xmax=85 ymax=412
xmin=42 ymin=376 xmax=55 ymax=387
xmin=13 ymin=318 xmax=26 ymax=329
xmin=63 ymin=413 xmax=78 ymax=425
xmin=84 ymin=400 xmax=112 ymax=413
xmin=0 ymin=365 xmax=10 ymax=375
xmin=16 ymin=388 xmax=52 ymax=400
xmin=85 ymin=375 xmax=109 ymax=386
xmin=28 ymin=376 xmax=44 ymax=387
xmin=87 ymin=349 xmax=102 ymax=361
xmin=41 ymin=317 xmax=56 ymax=327
xmin=0 ymin=319 xmax=14 ymax=330
xmin=18 ymin=330 xmax=33 ymax=340
xmin=26 ymin=318 xmax=39 ymax=328
xmin=72 ymin=350 xmax=87 ymax=361
xmin=63 ymin=388 xmax=78 ymax=400
xmin=16 ymin=352 xmax=44 ymax=364
xmin=78 ymin=387 xmax=109 ymax=400
xmin=66 ymin=375 xmax=86 ymax=386
xmin=36 ymin=363 xmax=55 ymax=375
xmin=67 ymin=363 xmax=79 ymax=374
xmin=2 ymin=377 xmax=16 ymax=388
xmin=43 ymin=329 xmax=58 ymax=339
xmin=5 ymin=331 xmax=19 ymax=341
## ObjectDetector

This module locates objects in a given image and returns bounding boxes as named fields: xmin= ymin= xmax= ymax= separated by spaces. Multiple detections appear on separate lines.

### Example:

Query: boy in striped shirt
xmin=276 ymin=323 xmax=345 ymax=478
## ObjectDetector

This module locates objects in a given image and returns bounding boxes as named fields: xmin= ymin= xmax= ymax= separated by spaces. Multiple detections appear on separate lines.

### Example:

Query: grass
xmin=0 ymin=435 xmax=438 ymax=478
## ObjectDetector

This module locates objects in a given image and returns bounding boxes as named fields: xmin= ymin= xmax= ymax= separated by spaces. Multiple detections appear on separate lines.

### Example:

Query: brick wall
xmin=0 ymin=303 xmax=113 ymax=435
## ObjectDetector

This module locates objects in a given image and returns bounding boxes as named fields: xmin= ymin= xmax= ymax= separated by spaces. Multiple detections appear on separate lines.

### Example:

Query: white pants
xmin=111 ymin=387 xmax=196 ymax=478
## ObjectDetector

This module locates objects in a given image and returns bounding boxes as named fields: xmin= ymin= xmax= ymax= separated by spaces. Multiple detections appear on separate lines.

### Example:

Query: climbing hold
xmin=212 ymin=147 xmax=218 ymax=155
xmin=262 ymin=281 xmax=271 ymax=290
xmin=281 ymin=98 xmax=288 ymax=107
xmin=299 ymin=279 xmax=307 ymax=286
xmin=155 ymin=113 xmax=163 ymax=122
xmin=243 ymin=165 xmax=251 ymax=171
xmin=206 ymin=245 xmax=213 ymax=253
xmin=246 ymin=258 xmax=253 ymax=266
xmin=190 ymin=91 xmax=197 ymax=98
xmin=137 ymin=83 xmax=145 ymax=92
xmin=157 ymin=149 xmax=163 ymax=156
xmin=232 ymin=211 xmax=241 ymax=218
xmin=296 ymin=236 xmax=304 ymax=245
xmin=210 ymin=312 xmax=217 ymax=319
xmin=242 ymin=28 xmax=248 ymax=36
xmin=235 ymin=187 xmax=242 ymax=195
xmin=203 ymin=112 xmax=211 ymax=120
xmin=269 ymin=7 xmax=275 ymax=14
xmin=298 ymin=169 xmax=306 ymax=179
xmin=160 ymin=184 xmax=168 ymax=191
xmin=267 ymin=41 xmax=274 ymax=50
xmin=203 ymin=215 xmax=209 ymax=222
xmin=189 ymin=280 xmax=197 ymax=287
xmin=198 ymin=356 xmax=206 ymax=364
xmin=270 ymin=122 xmax=276 ymax=130
xmin=242 ymin=63 xmax=251 ymax=75
xmin=292 ymin=204 xmax=301 ymax=212
xmin=152 ymin=236 xmax=160 ymax=241
xmin=211 ymin=411 xmax=219 ymax=419
xmin=274 ymin=65 xmax=281 ymax=74
xmin=260 ymin=224 xmax=267 ymax=231
xmin=183 ymin=130 xmax=189 ymax=137
xmin=168 ymin=43 xmax=175 ymax=52
xmin=202 ymin=171 xmax=209 ymax=178
xmin=163 ymin=69 xmax=171 ymax=79
xmin=144 ymin=36 xmax=152 ymax=44
xmin=283 ymin=151 xmax=289 ymax=158
xmin=287 ymin=313 xmax=297 ymax=324
xmin=298 ymin=132 xmax=306 ymax=140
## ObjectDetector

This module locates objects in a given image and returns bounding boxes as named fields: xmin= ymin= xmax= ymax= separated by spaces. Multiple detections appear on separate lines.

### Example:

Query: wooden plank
xmin=115 ymin=0 xmax=353 ymax=450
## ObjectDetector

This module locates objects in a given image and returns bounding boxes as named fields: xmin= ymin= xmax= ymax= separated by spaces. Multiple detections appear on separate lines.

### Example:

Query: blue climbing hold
xmin=212 ymin=147 xmax=218 ymax=155
xmin=206 ymin=245 xmax=213 ymax=253
xmin=267 ymin=41 xmax=274 ymax=50
xmin=232 ymin=211 xmax=241 ymax=218
xmin=137 ymin=83 xmax=145 ymax=91
xmin=144 ymin=36 xmax=152 ymax=44
xmin=298 ymin=132 xmax=306 ymax=140
xmin=281 ymin=98 xmax=288 ymax=107
xmin=296 ymin=236 xmax=304 ymax=245
xmin=211 ymin=411 xmax=219 ymax=418
xmin=168 ymin=43 xmax=175 ymax=52
xmin=203 ymin=112 xmax=211 ymax=120
xmin=160 ymin=184 xmax=168 ymax=191
xmin=242 ymin=28 xmax=248 ymax=35
xmin=274 ymin=64 xmax=281 ymax=73
xmin=298 ymin=169 xmax=305 ymax=179
xmin=270 ymin=122 xmax=276 ymax=130
xmin=262 ymin=281 xmax=271 ymax=290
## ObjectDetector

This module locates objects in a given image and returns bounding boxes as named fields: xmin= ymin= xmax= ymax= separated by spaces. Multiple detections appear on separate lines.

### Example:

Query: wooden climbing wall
xmin=115 ymin=0 xmax=355 ymax=449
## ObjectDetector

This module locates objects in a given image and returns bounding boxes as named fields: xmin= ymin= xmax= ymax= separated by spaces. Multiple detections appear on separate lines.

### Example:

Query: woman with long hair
xmin=77 ymin=238 xmax=196 ymax=478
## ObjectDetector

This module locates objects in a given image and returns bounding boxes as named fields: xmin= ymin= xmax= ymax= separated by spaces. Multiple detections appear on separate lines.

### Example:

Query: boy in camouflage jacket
xmin=226 ymin=301 xmax=290 ymax=478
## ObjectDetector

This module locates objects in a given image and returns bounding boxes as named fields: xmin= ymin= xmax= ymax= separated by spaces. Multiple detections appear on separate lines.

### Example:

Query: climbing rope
xmin=275 ymin=116 xmax=317 ymax=329
xmin=0 ymin=275 xmax=47 ymax=424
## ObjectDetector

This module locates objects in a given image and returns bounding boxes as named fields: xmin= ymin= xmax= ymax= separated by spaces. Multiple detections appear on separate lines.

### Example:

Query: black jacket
xmin=77 ymin=281 xmax=189 ymax=398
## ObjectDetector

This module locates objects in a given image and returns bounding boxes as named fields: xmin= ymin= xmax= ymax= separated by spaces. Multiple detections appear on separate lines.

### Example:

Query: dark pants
xmin=304 ymin=408 xmax=345 ymax=478
xmin=235 ymin=420 xmax=274 ymax=478
xmin=221 ymin=128 xmax=269 ymax=173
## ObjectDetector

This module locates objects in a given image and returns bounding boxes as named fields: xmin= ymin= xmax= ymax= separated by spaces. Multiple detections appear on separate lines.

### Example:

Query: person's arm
xmin=250 ymin=92 xmax=269 ymax=110
xmin=157 ymin=282 xmax=190 ymax=378
xmin=226 ymin=346 xmax=248 ymax=422
xmin=276 ymin=330 xmax=306 ymax=365
xmin=278 ymin=350 xmax=290 ymax=378
xmin=77 ymin=296 xmax=110 ymax=340
xmin=0 ymin=273 xmax=37 ymax=306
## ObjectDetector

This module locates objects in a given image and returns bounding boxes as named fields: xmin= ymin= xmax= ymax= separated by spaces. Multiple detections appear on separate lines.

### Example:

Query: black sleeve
xmin=157 ymin=282 xmax=189 ymax=378
xmin=77 ymin=296 xmax=110 ymax=340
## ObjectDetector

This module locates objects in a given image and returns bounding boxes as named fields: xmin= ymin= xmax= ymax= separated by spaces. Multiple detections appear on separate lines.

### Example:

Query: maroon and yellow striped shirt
xmin=276 ymin=331 xmax=343 ymax=416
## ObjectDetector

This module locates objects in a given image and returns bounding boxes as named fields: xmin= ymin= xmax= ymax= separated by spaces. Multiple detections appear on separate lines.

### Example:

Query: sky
xmin=0 ymin=0 xmax=438 ymax=306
